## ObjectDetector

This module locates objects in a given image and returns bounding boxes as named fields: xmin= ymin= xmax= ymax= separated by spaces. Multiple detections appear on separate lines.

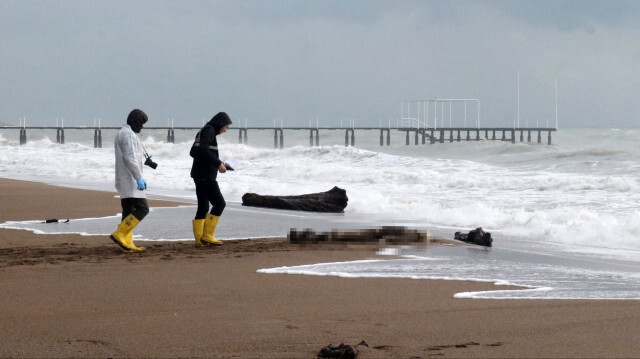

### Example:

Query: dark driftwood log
xmin=289 ymin=226 xmax=428 ymax=245
xmin=454 ymin=227 xmax=493 ymax=247
xmin=241 ymin=186 xmax=348 ymax=213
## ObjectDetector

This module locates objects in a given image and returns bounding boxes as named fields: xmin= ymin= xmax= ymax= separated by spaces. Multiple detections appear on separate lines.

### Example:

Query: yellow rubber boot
xmin=202 ymin=215 xmax=223 ymax=245
xmin=124 ymin=230 xmax=145 ymax=252
xmin=110 ymin=214 xmax=145 ymax=252
xmin=192 ymin=219 xmax=205 ymax=247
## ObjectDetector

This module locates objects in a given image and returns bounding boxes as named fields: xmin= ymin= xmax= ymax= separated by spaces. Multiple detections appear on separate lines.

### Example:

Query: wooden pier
xmin=0 ymin=125 xmax=557 ymax=148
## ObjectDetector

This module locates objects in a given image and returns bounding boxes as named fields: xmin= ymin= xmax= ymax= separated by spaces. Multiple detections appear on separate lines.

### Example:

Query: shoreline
xmin=3 ymin=177 xmax=640 ymax=358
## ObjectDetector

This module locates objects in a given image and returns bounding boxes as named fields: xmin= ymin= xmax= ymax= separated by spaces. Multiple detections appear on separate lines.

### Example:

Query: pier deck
xmin=0 ymin=126 xmax=557 ymax=147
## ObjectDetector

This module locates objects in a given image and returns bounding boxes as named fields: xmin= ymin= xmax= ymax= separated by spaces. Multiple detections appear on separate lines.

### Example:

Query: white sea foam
xmin=258 ymin=246 xmax=640 ymax=300
xmin=4 ymin=128 xmax=640 ymax=299
xmin=3 ymin=128 xmax=640 ymax=251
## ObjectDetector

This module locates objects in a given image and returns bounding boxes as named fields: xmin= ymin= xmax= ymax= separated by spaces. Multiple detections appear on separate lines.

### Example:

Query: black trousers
xmin=120 ymin=198 xmax=150 ymax=221
xmin=194 ymin=178 xmax=226 ymax=219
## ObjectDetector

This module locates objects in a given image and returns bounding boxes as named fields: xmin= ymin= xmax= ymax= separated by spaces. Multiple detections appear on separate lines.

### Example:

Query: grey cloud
xmin=1 ymin=0 xmax=639 ymax=128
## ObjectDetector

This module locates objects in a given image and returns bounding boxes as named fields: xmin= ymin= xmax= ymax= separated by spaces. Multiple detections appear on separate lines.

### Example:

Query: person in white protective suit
xmin=110 ymin=109 xmax=150 ymax=252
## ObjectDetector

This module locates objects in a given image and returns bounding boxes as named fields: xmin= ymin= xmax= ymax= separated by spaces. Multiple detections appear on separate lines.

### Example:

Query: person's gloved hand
xmin=136 ymin=178 xmax=147 ymax=191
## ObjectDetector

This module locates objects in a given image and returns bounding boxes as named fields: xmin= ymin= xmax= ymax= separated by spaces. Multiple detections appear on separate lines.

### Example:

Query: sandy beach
xmin=2 ymin=178 xmax=640 ymax=358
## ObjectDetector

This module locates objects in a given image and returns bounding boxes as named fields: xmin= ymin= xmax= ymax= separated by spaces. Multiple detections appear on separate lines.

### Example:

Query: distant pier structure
xmin=396 ymin=98 xmax=556 ymax=145
xmin=1 ymin=100 xmax=557 ymax=148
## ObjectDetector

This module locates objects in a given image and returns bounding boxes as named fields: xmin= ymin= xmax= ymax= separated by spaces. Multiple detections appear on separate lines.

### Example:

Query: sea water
xmin=2 ymin=127 xmax=640 ymax=299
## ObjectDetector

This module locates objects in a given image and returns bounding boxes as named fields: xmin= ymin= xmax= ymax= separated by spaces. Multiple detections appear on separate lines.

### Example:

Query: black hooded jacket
xmin=127 ymin=109 xmax=148 ymax=133
xmin=190 ymin=112 xmax=232 ymax=180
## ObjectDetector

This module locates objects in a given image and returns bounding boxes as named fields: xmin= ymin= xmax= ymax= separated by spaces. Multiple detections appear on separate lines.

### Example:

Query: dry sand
xmin=2 ymin=178 xmax=640 ymax=358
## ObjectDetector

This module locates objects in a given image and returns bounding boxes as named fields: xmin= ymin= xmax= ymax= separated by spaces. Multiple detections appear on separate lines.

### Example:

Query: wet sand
xmin=2 ymin=177 xmax=640 ymax=358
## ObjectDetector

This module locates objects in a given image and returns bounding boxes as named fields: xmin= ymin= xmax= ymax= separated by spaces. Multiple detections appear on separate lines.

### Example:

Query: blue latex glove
xmin=136 ymin=178 xmax=147 ymax=191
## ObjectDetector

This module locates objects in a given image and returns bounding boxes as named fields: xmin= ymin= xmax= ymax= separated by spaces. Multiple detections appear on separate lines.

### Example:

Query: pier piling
xmin=273 ymin=129 xmax=284 ymax=148
xmin=238 ymin=128 xmax=248 ymax=144
xmin=93 ymin=129 xmax=102 ymax=148
xmin=345 ymin=129 xmax=355 ymax=146
xmin=56 ymin=128 xmax=65 ymax=144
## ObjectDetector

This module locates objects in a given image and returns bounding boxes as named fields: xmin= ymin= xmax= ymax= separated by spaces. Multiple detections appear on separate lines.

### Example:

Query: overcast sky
xmin=1 ymin=0 xmax=639 ymax=128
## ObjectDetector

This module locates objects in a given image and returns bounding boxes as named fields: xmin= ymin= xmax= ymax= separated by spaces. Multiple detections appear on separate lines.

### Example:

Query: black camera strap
xmin=140 ymin=143 xmax=151 ymax=159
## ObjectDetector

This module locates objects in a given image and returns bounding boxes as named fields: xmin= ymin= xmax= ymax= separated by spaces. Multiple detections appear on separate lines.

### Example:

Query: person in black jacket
xmin=190 ymin=112 xmax=232 ymax=246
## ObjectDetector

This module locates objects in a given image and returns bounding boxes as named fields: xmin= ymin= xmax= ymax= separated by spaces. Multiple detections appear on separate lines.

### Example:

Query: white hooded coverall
xmin=114 ymin=124 xmax=145 ymax=199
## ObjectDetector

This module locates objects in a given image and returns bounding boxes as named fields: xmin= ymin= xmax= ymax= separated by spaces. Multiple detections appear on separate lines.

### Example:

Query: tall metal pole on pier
xmin=555 ymin=78 xmax=558 ymax=129
xmin=517 ymin=72 xmax=520 ymax=128
xmin=464 ymin=101 xmax=467 ymax=128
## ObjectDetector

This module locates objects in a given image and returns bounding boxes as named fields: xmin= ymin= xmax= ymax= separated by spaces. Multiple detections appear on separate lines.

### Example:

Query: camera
xmin=144 ymin=155 xmax=158 ymax=169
